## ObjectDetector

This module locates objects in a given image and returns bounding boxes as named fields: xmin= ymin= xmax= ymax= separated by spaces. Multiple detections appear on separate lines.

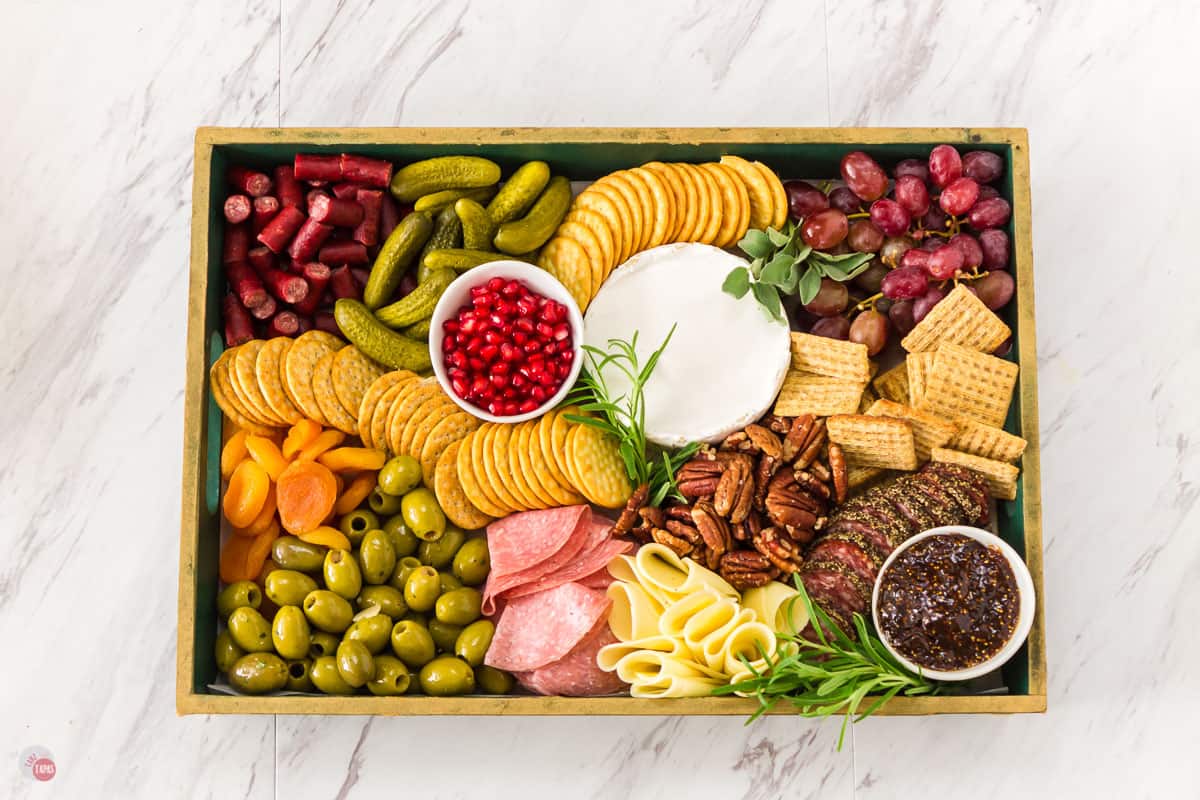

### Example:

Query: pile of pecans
xmin=614 ymin=414 xmax=848 ymax=591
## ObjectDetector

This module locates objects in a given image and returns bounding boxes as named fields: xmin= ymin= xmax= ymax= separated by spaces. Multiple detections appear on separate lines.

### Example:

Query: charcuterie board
xmin=178 ymin=128 xmax=1044 ymax=726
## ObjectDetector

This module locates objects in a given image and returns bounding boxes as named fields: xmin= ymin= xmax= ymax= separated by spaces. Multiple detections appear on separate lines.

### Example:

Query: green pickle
xmin=357 ymin=585 xmax=407 ymax=619
xmin=451 ymin=537 xmax=490 ymax=586
xmin=414 ymin=185 xmax=496 ymax=214
xmin=302 ymin=590 xmax=353 ymax=634
xmin=214 ymin=629 xmax=245 ymax=673
xmin=323 ymin=548 xmax=364 ymax=600
xmin=475 ymin=665 xmax=515 ymax=695
xmin=265 ymin=569 xmax=319 ymax=607
xmin=382 ymin=515 xmax=419 ymax=557
xmin=401 ymin=488 xmax=446 ymax=541
xmin=227 ymin=607 xmax=273 ymax=653
xmin=487 ymin=161 xmax=551 ymax=224
xmin=339 ymin=509 xmax=379 ymax=546
xmin=455 ymin=198 xmax=496 ymax=251
xmin=334 ymin=299 xmax=432 ymax=373
xmin=428 ymin=619 xmax=464 ymax=653
xmin=229 ymin=652 xmax=288 ymax=695
xmin=390 ymin=619 xmax=437 ymax=668
xmin=404 ymin=566 xmax=442 ymax=612
xmin=454 ymin=619 xmax=495 ymax=667
xmin=420 ymin=248 xmax=522 ymax=273
xmin=336 ymin=640 xmax=376 ymax=688
xmin=363 ymin=211 xmax=432 ymax=310
xmin=494 ymin=176 xmax=572 ymax=255
xmin=435 ymin=587 xmax=482 ymax=626
xmin=310 ymin=656 xmax=355 ymax=695
xmin=271 ymin=605 xmax=312 ymax=660
xmin=217 ymin=580 xmax=262 ymax=619
xmin=345 ymin=614 xmax=393 ymax=655
xmin=368 ymin=486 xmax=404 ymax=515
xmin=359 ymin=529 xmax=398 ymax=585
xmin=389 ymin=156 xmax=501 ymax=203
xmin=419 ymin=656 xmax=476 ymax=697
xmin=308 ymin=631 xmax=340 ymax=659
xmin=367 ymin=654 xmax=412 ymax=696
xmin=418 ymin=526 xmax=465 ymax=568
xmin=271 ymin=536 xmax=328 ymax=573
xmin=374 ymin=269 xmax=455 ymax=330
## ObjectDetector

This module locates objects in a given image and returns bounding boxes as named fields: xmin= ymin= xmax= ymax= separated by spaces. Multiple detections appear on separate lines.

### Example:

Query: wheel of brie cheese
xmin=582 ymin=243 xmax=792 ymax=447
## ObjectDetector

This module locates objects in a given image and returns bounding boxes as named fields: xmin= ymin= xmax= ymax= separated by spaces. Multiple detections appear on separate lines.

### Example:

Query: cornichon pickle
xmin=271 ymin=606 xmax=312 ymax=660
xmin=454 ymin=198 xmax=496 ymax=251
xmin=475 ymin=665 xmax=515 ymax=694
xmin=420 ymin=248 xmax=523 ymax=273
xmin=285 ymin=658 xmax=314 ymax=692
xmin=417 ymin=205 xmax=463 ymax=283
xmin=227 ymin=607 xmax=273 ymax=653
xmin=454 ymin=619 xmax=495 ymax=667
xmin=367 ymin=654 xmax=412 ymax=696
xmin=363 ymin=211 xmax=432 ymax=310
xmin=374 ymin=268 xmax=454 ymax=329
xmin=345 ymin=614 xmax=393 ymax=655
xmin=272 ymin=536 xmax=328 ymax=573
xmin=402 ymin=319 xmax=432 ymax=341
xmin=310 ymin=655 xmax=355 ymax=695
xmin=265 ymin=569 xmax=319 ymax=607
xmin=214 ymin=629 xmax=245 ymax=673
xmin=434 ymin=587 xmax=482 ymax=626
xmin=334 ymin=299 xmax=432 ymax=372
xmin=418 ymin=526 xmax=465 ymax=569
xmin=414 ymin=185 xmax=496 ymax=214
xmin=323 ymin=548 xmax=364 ymax=600
xmin=494 ymin=176 xmax=572 ymax=255
xmin=228 ymin=652 xmax=288 ymax=695
xmin=339 ymin=509 xmax=379 ymax=546
xmin=404 ymin=566 xmax=441 ymax=613
xmin=358 ymin=529 xmax=398 ymax=585
xmin=357 ymin=585 xmax=408 ymax=619
xmin=308 ymin=631 xmax=340 ymax=659
xmin=382 ymin=515 xmax=420 ymax=558
xmin=487 ymin=161 xmax=551 ymax=224
xmin=302 ymin=589 xmax=354 ymax=634
xmin=336 ymin=640 xmax=375 ymax=688
xmin=217 ymin=580 xmax=262 ymax=619
xmin=451 ymin=537 xmax=490 ymax=586
xmin=390 ymin=156 xmax=501 ymax=203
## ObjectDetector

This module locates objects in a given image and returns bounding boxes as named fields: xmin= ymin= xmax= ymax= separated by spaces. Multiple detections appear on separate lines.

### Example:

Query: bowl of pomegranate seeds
xmin=430 ymin=261 xmax=584 ymax=423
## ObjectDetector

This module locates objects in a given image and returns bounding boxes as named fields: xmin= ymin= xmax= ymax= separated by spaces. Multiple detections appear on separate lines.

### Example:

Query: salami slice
xmin=578 ymin=565 xmax=616 ymax=590
xmin=500 ymin=518 xmax=632 ymax=601
xmin=806 ymin=538 xmax=880 ymax=587
xmin=801 ymin=559 xmax=871 ymax=615
xmin=485 ymin=582 xmax=611 ymax=673
xmin=515 ymin=620 xmax=627 ymax=697
xmin=483 ymin=505 xmax=590 ymax=615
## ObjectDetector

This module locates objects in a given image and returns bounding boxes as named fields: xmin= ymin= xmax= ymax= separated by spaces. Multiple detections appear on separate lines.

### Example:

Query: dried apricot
xmin=224 ymin=460 xmax=271 ymax=529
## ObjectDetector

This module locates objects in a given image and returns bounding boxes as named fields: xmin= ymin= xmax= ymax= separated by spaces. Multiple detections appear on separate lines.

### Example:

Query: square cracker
xmin=873 ymin=361 xmax=909 ymax=404
xmin=906 ymin=352 xmax=934 ymax=407
xmin=789 ymin=332 xmax=871 ymax=382
xmin=919 ymin=343 xmax=1019 ymax=428
xmin=774 ymin=370 xmax=866 ymax=417
xmin=930 ymin=447 xmax=1020 ymax=501
xmin=865 ymin=398 xmax=958 ymax=463
xmin=901 ymin=284 xmax=1011 ymax=353
xmin=827 ymin=414 xmax=918 ymax=471
xmin=950 ymin=418 xmax=1027 ymax=463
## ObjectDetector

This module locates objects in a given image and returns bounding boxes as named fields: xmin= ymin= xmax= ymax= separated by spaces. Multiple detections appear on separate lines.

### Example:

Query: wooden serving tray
xmin=178 ymin=127 xmax=1045 ymax=716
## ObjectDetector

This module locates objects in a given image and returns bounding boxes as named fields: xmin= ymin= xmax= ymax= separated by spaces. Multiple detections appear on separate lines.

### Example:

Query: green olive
xmin=428 ymin=619 xmax=463 ymax=653
xmin=367 ymin=655 xmax=411 ymax=696
xmin=390 ymin=620 xmax=436 ymax=668
xmin=345 ymin=614 xmax=392 ymax=654
xmin=214 ymin=629 xmax=245 ymax=673
xmin=437 ymin=571 xmax=462 ymax=593
xmin=368 ymin=487 xmax=403 ymax=515
xmin=475 ymin=665 xmax=515 ymax=695
xmin=390 ymin=556 xmax=424 ymax=590
xmin=285 ymin=658 xmax=314 ymax=692
xmin=271 ymin=606 xmax=312 ymax=660
xmin=265 ymin=569 xmax=319 ymax=607
xmin=322 ymin=548 xmax=364 ymax=600
xmin=357 ymin=585 xmax=407 ymax=619
xmin=310 ymin=655 xmax=355 ymax=695
xmin=358 ymin=529 xmax=398 ymax=585
xmin=302 ymin=590 xmax=353 ymax=634
xmin=378 ymin=455 xmax=422 ymax=496
xmin=217 ymin=580 xmax=262 ymax=619
xmin=434 ymin=587 xmax=482 ymax=626
xmin=339 ymin=509 xmax=379 ymax=547
xmin=401 ymin=488 xmax=446 ymax=541
xmin=308 ymin=631 xmax=340 ymax=659
xmin=451 ymin=537 xmax=490 ymax=586
xmin=228 ymin=652 xmax=288 ymax=695
xmin=401 ymin=612 xmax=428 ymax=627
xmin=418 ymin=526 xmax=465 ymax=569
xmin=404 ymin=566 xmax=442 ymax=613
xmin=227 ymin=607 xmax=273 ymax=653
xmin=454 ymin=619 xmax=495 ymax=667
xmin=336 ymin=640 xmax=375 ymax=688
xmin=418 ymin=656 xmax=475 ymax=696
xmin=271 ymin=536 xmax=328 ymax=573
xmin=381 ymin=515 xmax=419 ymax=557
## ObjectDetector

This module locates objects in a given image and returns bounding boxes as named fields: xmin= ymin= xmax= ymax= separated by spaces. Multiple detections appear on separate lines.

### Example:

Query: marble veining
xmin=2 ymin=0 xmax=1197 ymax=797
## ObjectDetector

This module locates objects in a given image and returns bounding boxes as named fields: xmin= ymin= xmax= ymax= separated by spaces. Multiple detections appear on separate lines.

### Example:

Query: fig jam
xmin=877 ymin=533 xmax=1019 ymax=672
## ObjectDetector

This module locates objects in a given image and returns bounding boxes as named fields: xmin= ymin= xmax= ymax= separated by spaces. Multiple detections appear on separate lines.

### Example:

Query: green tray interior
xmin=193 ymin=138 xmax=1028 ymax=697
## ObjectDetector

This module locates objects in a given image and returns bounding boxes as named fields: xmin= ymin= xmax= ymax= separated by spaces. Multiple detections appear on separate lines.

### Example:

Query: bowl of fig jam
xmin=872 ymin=526 xmax=1035 ymax=681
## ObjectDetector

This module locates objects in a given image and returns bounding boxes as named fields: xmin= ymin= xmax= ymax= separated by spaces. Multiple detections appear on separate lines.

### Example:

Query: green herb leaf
xmin=751 ymin=282 xmax=785 ymax=322
xmin=766 ymin=226 xmax=792 ymax=248
xmin=759 ymin=252 xmax=795 ymax=287
xmin=781 ymin=262 xmax=801 ymax=293
xmin=722 ymin=267 xmax=751 ymax=299
xmin=749 ymin=256 xmax=765 ymax=279
xmin=797 ymin=265 xmax=823 ymax=304
xmin=737 ymin=229 xmax=774 ymax=259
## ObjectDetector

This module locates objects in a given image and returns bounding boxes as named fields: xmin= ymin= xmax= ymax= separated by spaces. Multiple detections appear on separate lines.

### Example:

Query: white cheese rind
xmin=582 ymin=243 xmax=791 ymax=447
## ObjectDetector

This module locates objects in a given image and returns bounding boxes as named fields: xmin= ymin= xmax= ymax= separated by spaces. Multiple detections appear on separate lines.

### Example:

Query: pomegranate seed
xmin=487 ymin=400 xmax=500 ymax=415
xmin=560 ymin=349 xmax=575 ymax=363
xmin=490 ymin=373 xmax=506 ymax=389
xmin=486 ymin=277 xmax=504 ymax=291
xmin=442 ymin=335 xmax=457 ymax=353
xmin=523 ymin=340 xmax=540 ymax=354
xmin=447 ymin=350 xmax=467 ymax=370
xmin=472 ymin=294 xmax=490 ymax=308
xmin=483 ymin=329 xmax=502 ymax=345
xmin=465 ymin=336 xmax=483 ymax=355
xmin=500 ymin=279 xmax=519 ymax=296
xmin=519 ymin=399 xmax=539 ymax=413
xmin=443 ymin=319 xmax=460 ymax=333
xmin=516 ymin=298 xmax=536 ymax=316
xmin=471 ymin=375 xmax=489 ymax=395
xmin=489 ymin=313 xmax=506 ymax=328
xmin=503 ymin=401 xmax=520 ymax=416
xmin=515 ymin=317 xmax=534 ymax=333
xmin=543 ymin=341 xmax=559 ymax=355
xmin=531 ymin=385 xmax=548 ymax=402
xmin=492 ymin=361 xmax=510 ymax=375
xmin=502 ymin=388 xmax=518 ymax=400
xmin=513 ymin=331 xmax=529 ymax=344
xmin=538 ymin=304 xmax=559 ymax=324
xmin=535 ymin=322 xmax=554 ymax=338
xmin=469 ymin=357 xmax=486 ymax=371
xmin=451 ymin=376 xmax=468 ymax=397
xmin=470 ymin=285 xmax=487 ymax=298
xmin=511 ymin=374 xmax=528 ymax=390
xmin=480 ymin=344 xmax=499 ymax=362
xmin=553 ymin=323 xmax=571 ymax=341
xmin=557 ymin=362 xmax=572 ymax=378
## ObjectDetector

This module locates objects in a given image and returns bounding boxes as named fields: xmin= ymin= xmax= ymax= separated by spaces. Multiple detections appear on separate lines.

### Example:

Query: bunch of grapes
xmin=782 ymin=145 xmax=1015 ymax=356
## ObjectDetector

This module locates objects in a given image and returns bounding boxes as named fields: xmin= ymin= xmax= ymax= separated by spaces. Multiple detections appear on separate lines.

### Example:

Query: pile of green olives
xmin=215 ymin=456 xmax=511 ymax=697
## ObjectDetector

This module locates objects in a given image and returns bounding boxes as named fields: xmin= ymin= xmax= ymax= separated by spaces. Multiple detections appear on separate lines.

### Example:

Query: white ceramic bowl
xmin=428 ymin=261 xmax=585 ymax=424
xmin=871 ymin=525 xmax=1036 ymax=682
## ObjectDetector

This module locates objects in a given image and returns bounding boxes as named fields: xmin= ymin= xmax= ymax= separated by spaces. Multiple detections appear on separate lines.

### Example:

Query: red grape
xmin=993 ymin=337 xmax=1013 ymax=357
xmin=854 ymin=259 xmax=889 ymax=293
xmin=811 ymin=315 xmax=851 ymax=340
xmin=829 ymin=186 xmax=864 ymax=214
xmin=919 ymin=237 xmax=943 ymax=252
xmin=849 ymin=309 xmax=889 ymax=356
xmin=893 ymin=175 xmax=931 ymax=217
xmin=977 ymin=184 xmax=1001 ymax=200
xmin=848 ymin=219 xmax=885 ymax=253
xmin=912 ymin=287 xmax=946 ymax=323
xmin=888 ymin=299 xmax=916 ymax=335
xmin=927 ymin=243 xmax=965 ymax=279
xmin=803 ymin=278 xmax=850 ymax=316
xmin=921 ymin=205 xmax=950 ymax=232
xmin=840 ymin=151 xmax=889 ymax=201
xmin=900 ymin=248 xmax=931 ymax=270
xmin=880 ymin=235 xmax=915 ymax=266
xmin=801 ymin=209 xmax=849 ymax=249
xmin=949 ymin=233 xmax=983 ymax=268
xmin=972 ymin=270 xmax=1015 ymax=310
xmin=869 ymin=198 xmax=911 ymax=237
xmin=968 ymin=197 xmax=1012 ymax=229
xmin=784 ymin=180 xmax=830 ymax=219
xmin=928 ymin=144 xmax=963 ymax=188
xmin=979 ymin=229 xmax=1010 ymax=270
xmin=893 ymin=158 xmax=929 ymax=182
xmin=880 ymin=266 xmax=929 ymax=300
xmin=962 ymin=150 xmax=1004 ymax=183
xmin=939 ymin=177 xmax=980 ymax=216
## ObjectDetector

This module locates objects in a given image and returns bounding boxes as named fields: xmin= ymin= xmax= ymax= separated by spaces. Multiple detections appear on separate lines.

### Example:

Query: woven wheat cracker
xmin=920 ymin=343 xmax=1019 ymax=428
xmin=774 ymin=371 xmax=866 ymax=417
xmin=827 ymin=414 xmax=918 ymax=471
xmin=901 ymin=284 xmax=1011 ymax=353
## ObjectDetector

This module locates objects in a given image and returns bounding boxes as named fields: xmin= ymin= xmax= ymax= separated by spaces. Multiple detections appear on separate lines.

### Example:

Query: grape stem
xmin=846 ymin=212 xmax=870 ymax=221
xmin=849 ymin=291 xmax=884 ymax=315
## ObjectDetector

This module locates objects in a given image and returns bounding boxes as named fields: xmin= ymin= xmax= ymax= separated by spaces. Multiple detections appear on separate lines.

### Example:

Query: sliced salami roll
xmin=885 ymin=482 xmax=943 ymax=533
xmin=807 ymin=537 xmax=882 ymax=587
xmin=485 ymin=582 xmax=611 ymax=673
xmin=502 ymin=519 xmax=633 ymax=601
xmin=515 ymin=620 xmax=627 ymax=697
xmin=483 ymin=505 xmax=590 ymax=615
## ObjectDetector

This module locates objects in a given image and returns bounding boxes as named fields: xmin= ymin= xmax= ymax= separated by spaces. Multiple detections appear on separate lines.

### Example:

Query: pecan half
xmin=651 ymin=527 xmax=697 ymax=557
xmin=719 ymin=430 xmax=758 ymax=454
xmin=781 ymin=414 xmax=814 ymax=462
xmin=828 ymin=443 xmax=848 ymax=504
xmin=794 ymin=418 xmax=827 ymax=469
xmin=744 ymin=424 xmax=782 ymax=459
xmin=676 ymin=458 xmax=724 ymax=499
xmin=752 ymin=527 xmax=804 ymax=574
xmin=766 ymin=486 xmax=820 ymax=530
xmin=612 ymin=483 xmax=649 ymax=537
xmin=713 ymin=453 xmax=754 ymax=524
xmin=718 ymin=551 xmax=780 ymax=590
xmin=808 ymin=460 xmax=831 ymax=483
xmin=665 ymin=518 xmax=703 ymax=547
xmin=792 ymin=468 xmax=832 ymax=504
xmin=765 ymin=414 xmax=792 ymax=435
xmin=691 ymin=501 xmax=732 ymax=559
xmin=753 ymin=454 xmax=778 ymax=511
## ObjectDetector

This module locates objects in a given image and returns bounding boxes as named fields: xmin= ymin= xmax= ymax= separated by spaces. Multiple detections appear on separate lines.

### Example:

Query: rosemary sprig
xmin=564 ymin=326 xmax=700 ymax=507
xmin=714 ymin=575 xmax=942 ymax=750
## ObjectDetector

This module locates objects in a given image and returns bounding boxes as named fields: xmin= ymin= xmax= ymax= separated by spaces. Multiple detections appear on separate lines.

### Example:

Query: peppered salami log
xmin=807 ymin=537 xmax=882 ymax=587
xmin=801 ymin=559 xmax=871 ymax=615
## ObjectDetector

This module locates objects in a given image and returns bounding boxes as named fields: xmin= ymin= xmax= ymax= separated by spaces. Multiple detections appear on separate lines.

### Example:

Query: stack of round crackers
xmin=540 ymin=156 xmax=788 ymax=310
xmin=434 ymin=406 xmax=634 ymax=529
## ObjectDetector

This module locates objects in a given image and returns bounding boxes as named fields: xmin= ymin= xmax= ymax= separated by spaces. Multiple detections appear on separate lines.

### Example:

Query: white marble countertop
xmin=4 ymin=1 xmax=1198 ymax=797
